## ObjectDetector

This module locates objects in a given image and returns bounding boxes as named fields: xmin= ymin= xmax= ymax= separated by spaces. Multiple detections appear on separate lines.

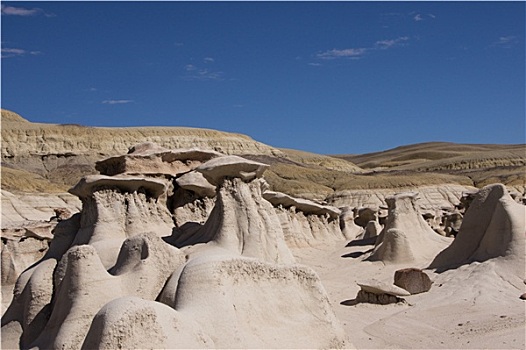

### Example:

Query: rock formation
xmin=368 ymin=192 xmax=452 ymax=265
xmin=263 ymin=191 xmax=349 ymax=247
xmin=95 ymin=142 xmax=222 ymax=176
xmin=393 ymin=268 xmax=433 ymax=295
xmin=339 ymin=207 xmax=364 ymax=241
xmin=328 ymin=184 xmax=477 ymax=213
xmin=355 ymin=279 xmax=410 ymax=305
xmin=430 ymin=184 xmax=526 ymax=275
xmin=1 ymin=145 xmax=349 ymax=349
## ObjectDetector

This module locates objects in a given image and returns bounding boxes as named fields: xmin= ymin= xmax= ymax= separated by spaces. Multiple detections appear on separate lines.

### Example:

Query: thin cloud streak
xmin=102 ymin=99 xmax=134 ymax=105
xmin=317 ymin=48 xmax=368 ymax=60
xmin=1 ymin=4 xmax=54 ymax=17
xmin=183 ymin=63 xmax=224 ymax=81
xmin=375 ymin=36 xmax=409 ymax=49
xmin=1 ymin=47 xmax=41 ymax=58
xmin=315 ymin=36 xmax=410 ymax=61
xmin=491 ymin=36 xmax=518 ymax=49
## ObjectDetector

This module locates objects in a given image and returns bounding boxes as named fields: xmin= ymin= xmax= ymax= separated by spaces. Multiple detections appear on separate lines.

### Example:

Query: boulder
xmin=176 ymin=171 xmax=216 ymax=198
xmin=394 ymin=268 xmax=432 ymax=294
xmin=354 ymin=207 xmax=378 ymax=228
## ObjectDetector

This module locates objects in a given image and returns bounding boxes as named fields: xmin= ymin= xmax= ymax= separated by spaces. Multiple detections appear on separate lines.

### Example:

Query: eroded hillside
xmin=2 ymin=109 xmax=525 ymax=200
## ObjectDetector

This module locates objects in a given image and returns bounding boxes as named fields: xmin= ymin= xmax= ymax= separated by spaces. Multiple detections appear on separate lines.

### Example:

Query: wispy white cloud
xmin=315 ymin=36 xmax=410 ymax=62
xmin=1 ymin=4 xmax=54 ymax=17
xmin=183 ymin=63 xmax=224 ymax=81
xmin=102 ymin=99 xmax=134 ymax=105
xmin=1 ymin=47 xmax=41 ymax=58
xmin=317 ymin=48 xmax=368 ymax=60
xmin=413 ymin=13 xmax=436 ymax=22
xmin=308 ymin=62 xmax=322 ymax=66
xmin=491 ymin=36 xmax=518 ymax=48
xmin=375 ymin=36 xmax=409 ymax=49
xmin=204 ymin=57 xmax=215 ymax=63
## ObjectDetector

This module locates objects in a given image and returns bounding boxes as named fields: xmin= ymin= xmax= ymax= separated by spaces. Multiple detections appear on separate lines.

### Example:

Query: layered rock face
xmin=1 ymin=145 xmax=349 ymax=349
xmin=368 ymin=192 xmax=452 ymax=265
xmin=328 ymin=184 xmax=477 ymax=213
xmin=263 ymin=191 xmax=349 ymax=247
xmin=1 ymin=111 xmax=283 ymax=160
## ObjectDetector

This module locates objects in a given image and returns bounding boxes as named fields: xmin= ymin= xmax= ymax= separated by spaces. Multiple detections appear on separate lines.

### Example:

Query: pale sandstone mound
xmin=159 ymin=253 xmax=347 ymax=348
xmin=430 ymin=184 xmax=526 ymax=273
xmin=82 ymin=297 xmax=215 ymax=349
xmin=1 ymin=233 xmax=184 ymax=349
xmin=369 ymin=192 xmax=452 ymax=265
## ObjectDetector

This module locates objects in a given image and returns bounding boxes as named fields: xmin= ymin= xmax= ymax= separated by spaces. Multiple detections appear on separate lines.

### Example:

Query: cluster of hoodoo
xmin=1 ymin=143 xmax=349 ymax=349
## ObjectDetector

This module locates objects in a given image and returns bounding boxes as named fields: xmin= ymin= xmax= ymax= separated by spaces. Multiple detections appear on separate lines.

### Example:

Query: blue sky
xmin=1 ymin=1 xmax=524 ymax=154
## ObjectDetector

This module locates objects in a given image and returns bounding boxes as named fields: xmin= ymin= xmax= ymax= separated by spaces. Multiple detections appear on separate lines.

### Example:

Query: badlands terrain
xmin=1 ymin=109 xmax=525 ymax=349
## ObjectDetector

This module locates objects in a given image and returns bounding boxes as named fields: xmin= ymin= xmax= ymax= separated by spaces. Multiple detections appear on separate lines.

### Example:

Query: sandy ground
xmin=292 ymin=240 xmax=526 ymax=350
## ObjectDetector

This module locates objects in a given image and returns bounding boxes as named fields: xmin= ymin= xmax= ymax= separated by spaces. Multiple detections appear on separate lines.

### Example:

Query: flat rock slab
xmin=357 ymin=279 xmax=411 ymax=297
xmin=263 ymin=191 xmax=340 ymax=219
xmin=96 ymin=145 xmax=222 ymax=176
xmin=69 ymin=175 xmax=167 ymax=199
xmin=196 ymin=156 xmax=269 ymax=186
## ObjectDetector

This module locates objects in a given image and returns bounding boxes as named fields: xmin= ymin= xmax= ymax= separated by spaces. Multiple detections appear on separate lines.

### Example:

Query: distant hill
xmin=2 ymin=109 xmax=524 ymax=199
xmin=332 ymin=142 xmax=525 ymax=191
